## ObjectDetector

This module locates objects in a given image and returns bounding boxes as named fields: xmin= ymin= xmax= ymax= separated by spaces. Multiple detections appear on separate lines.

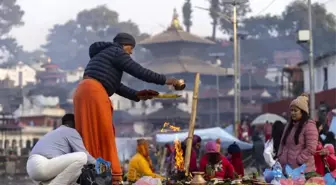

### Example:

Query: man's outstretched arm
xmin=116 ymin=83 xmax=140 ymax=102
xmin=107 ymin=49 xmax=167 ymax=85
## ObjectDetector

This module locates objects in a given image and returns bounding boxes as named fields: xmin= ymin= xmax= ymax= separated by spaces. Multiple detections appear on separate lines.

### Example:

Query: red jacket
xmin=189 ymin=149 xmax=198 ymax=172
xmin=199 ymin=154 xmax=234 ymax=180
xmin=325 ymin=144 xmax=336 ymax=177
xmin=314 ymin=142 xmax=325 ymax=175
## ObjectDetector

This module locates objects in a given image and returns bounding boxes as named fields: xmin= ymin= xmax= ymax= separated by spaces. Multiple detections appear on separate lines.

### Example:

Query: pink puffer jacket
xmin=278 ymin=119 xmax=318 ymax=173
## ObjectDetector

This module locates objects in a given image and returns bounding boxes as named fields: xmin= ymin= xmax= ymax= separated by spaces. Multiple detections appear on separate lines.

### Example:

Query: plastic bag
xmin=324 ymin=173 xmax=336 ymax=185
xmin=134 ymin=176 xmax=162 ymax=185
xmin=263 ymin=169 xmax=275 ymax=183
xmin=95 ymin=158 xmax=111 ymax=176
xmin=285 ymin=164 xmax=306 ymax=179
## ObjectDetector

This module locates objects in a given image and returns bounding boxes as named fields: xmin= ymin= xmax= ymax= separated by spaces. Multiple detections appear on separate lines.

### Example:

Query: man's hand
xmin=165 ymin=78 xmax=179 ymax=86
xmin=136 ymin=89 xmax=159 ymax=100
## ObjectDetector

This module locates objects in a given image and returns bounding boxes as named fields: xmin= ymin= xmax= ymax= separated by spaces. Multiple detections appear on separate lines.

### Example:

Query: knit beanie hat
xmin=227 ymin=142 xmax=241 ymax=154
xmin=205 ymin=141 xmax=218 ymax=153
xmin=290 ymin=93 xmax=309 ymax=114
xmin=113 ymin=32 xmax=136 ymax=48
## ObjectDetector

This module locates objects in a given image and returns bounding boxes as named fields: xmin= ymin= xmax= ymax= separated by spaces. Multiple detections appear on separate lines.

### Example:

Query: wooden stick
xmin=184 ymin=73 xmax=201 ymax=175
xmin=159 ymin=147 xmax=167 ymax=175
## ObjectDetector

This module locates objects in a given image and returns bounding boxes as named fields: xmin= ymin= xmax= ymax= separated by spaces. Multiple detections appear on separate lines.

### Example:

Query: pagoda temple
xmin=35 ymin=58 xmax=66 ymax=86
xmin=128 ymin=8 xmax=233 ymax=91
xmin=122 ymin=9 xmax=235 ymax=130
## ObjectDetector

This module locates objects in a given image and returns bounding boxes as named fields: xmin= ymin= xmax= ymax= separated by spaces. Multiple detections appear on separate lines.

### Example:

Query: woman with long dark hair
xmin=263 ymin=120 xmax=285 ymax=167
xmin=199 ymin=141 xmax=234 ymax=180
xmin=278 ymin=94 xmax=318 ymax=173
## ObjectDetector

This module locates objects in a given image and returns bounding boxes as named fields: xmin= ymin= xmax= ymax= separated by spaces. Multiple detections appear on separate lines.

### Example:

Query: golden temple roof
xmin=139 ymin=9 xmax=214 ymax=46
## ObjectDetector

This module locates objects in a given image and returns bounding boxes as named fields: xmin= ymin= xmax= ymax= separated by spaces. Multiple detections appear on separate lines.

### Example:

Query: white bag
xmin=134 ymin=176 xmax=162 ymax=185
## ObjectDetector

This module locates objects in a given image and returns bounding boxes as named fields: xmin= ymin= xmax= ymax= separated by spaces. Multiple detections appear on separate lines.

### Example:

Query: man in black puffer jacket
xmin=73 ymin=32 xmax=180 ymax=183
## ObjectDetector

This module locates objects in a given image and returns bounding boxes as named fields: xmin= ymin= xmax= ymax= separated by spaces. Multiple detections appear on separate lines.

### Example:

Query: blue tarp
xmin=329 ymin=116 xmax=336 ymax=135
xmin=224 ymin=125 xmax=234 ymax=135
xmin=155 ymin=127 xmax=253 ymax=150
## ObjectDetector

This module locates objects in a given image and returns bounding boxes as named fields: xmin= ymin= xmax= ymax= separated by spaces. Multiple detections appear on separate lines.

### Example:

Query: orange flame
xmin=174 ymin=138 xmax=184 ymax=171
xmin=160 ymin=122 xmax=180 ymax=132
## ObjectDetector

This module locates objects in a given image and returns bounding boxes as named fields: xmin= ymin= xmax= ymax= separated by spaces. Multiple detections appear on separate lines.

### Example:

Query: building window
xmin=323 ymin=67 xmax=328 ymax=90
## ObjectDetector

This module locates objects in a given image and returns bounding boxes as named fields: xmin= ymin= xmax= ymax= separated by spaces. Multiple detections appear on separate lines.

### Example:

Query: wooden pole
xmin=159 ymin=147 xmax=167 ymax=175
xmin=184 ymin=73 xmax=200 ymax=175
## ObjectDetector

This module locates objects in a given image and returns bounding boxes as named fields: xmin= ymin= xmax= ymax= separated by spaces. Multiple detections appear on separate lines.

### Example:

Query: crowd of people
xmin=162 ymin=135 xmax=245 ymax=181
xmin=25 ymin=32 xmax=184 ymax=185
xmin=262 ymin=94 xmax=336 ymax=178
xmin=22 ymin=32 xmax=336 ymax=184
xmin=24 ymin=94 xmax=336 ymax=184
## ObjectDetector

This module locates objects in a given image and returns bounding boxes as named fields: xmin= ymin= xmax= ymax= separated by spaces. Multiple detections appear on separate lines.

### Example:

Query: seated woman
xmin=182 ymin=135 xmax=202 ymax=172
xmin=26 ymin=114 xmax=95 ymax=185
xmin=227 ymin=142 xmax=244 ymax=176
xmin=199 ymin=141 xmax=234 ymax=180
xmin=278 ymin=94 xmax=318 ymax=174
xmin=127 ymin=139 xmax=163 ymax=183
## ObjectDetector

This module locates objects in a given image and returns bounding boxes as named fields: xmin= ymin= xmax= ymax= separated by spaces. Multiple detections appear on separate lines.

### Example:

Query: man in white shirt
xmin=27 ymin=113 xmax=95 ymax=185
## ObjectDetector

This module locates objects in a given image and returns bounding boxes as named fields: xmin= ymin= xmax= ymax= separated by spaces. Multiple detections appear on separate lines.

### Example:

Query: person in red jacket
xmin=227 ymin=142 xmax=244 ymax=176
xmin=324 ymin=144 xmax=336 ymax=177
xmin=182 ymin=135 xmax=202 ymax=172
xmin=314 ymin=121 xmax=327 ymax=175
xmin=199 ymin=141 xmax=234 ymax=180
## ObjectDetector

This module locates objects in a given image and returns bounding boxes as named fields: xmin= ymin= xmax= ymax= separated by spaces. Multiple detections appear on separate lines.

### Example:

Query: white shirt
xmin=263 ymin=139 xmax=276 ymax=167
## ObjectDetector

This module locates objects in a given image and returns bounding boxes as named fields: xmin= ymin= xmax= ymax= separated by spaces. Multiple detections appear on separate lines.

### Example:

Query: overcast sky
xmin=10 ymin=0 xmax=336 ymax=51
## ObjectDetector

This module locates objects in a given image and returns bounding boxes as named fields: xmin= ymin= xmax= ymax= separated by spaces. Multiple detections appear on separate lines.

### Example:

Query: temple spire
xmin=168 ymin=8 xmax=183 ymax=31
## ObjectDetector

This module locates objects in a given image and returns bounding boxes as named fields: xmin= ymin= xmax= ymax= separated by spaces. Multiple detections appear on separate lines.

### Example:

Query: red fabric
xmin=264 ymin=123 xmax=272 ymax=135
xmin=199 ymin=154 xmax=234 ymax=179
xmin=314 ymin=142 xmax=325 ymax=175
xmin=265 ymin=134 xmax=271 ymax=141
xmin=325 ymin=144 xmax=336 ymax=176
xmin=189 ymin=149 xmax=198 ymax=172
xmin=230 ymin=152 xmax=244 ymax=176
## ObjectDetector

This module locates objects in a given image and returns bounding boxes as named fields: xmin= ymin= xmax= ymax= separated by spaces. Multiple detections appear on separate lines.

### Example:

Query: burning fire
xmin=160 ymin=122 xmax=181 ymax=132
xmin=174 ymin=138 xmax=184 ymax=171
xmin=160 ymin=122 xmax=184 ymax=171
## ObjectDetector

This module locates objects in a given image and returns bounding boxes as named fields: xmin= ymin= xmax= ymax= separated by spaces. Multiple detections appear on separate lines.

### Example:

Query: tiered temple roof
xmin=139 ymin=9 xmax=214 ymax=46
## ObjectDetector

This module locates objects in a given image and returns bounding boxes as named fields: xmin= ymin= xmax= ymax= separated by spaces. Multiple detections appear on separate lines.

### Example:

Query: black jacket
xmin=84 ymin=42 xmax=166 ymax=101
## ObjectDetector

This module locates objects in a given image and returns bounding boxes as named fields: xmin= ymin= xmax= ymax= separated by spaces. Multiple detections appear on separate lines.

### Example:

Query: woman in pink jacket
xmin=278 ymin=93 xmax=318 ymax=173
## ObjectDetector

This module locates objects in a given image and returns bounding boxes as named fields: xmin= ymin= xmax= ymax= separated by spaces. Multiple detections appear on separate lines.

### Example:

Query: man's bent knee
xmin=72 ymin=152 xmax=88 ymax=165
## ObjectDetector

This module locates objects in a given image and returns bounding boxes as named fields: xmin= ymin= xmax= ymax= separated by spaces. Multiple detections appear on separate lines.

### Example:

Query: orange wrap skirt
xmin=73 ymin=78 xmax=122 ymax=174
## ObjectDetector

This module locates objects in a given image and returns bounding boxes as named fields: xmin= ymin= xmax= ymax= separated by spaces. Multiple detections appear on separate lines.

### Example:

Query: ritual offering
xmin=173 ymin=79 xmax=186 ymax=91
xmin=190 ymin=172 xmax=207 ymax=185
xmin=305 ymin=177 xmax=326 ymax=185
xmin=139 ymin=94 xmax=182 ymax=99
xmin=156 ymin=94 xmax=182 ymax=99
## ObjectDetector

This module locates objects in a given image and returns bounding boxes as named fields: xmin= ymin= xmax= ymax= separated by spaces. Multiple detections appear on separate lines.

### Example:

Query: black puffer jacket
xmin=84 ymin=42 xmax=166 ymax=101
